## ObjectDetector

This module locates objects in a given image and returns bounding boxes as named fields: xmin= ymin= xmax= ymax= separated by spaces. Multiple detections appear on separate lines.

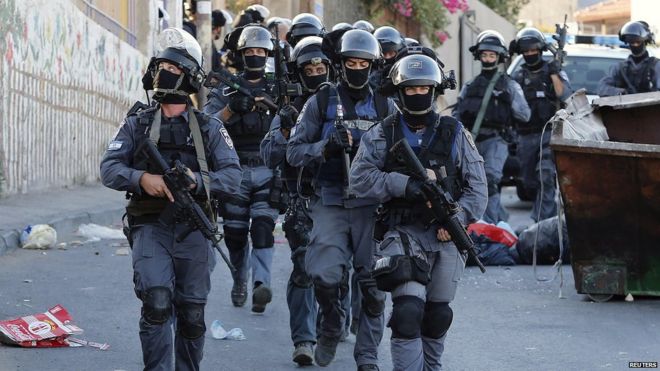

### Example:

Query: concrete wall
xmin=433 ymin=0 xmax=517 ymax=108
xmin=0 ymin=0 xmax=150 ymax=197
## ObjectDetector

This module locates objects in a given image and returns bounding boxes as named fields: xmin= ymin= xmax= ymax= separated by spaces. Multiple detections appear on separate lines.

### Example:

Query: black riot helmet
xmin=143 ymin=28 xmax=205 ymax=97
xmin=332 ymin=22 xmax=353 ymax=32
xmin=287 ymin=13 xmax=325 ymax=47
xmin=511 ymin=27 xmax=546 ymax=54
xmin=339 ymin=29 xmax=381 ymax=60
xmin=470 ymin=30 xmax=508 ymax=62
xmin=619 ymin=21 xmax=654 ymax=44
xmin=389 ymin=54 xmax=444 ymax=114
xmin=404 ymin=37 xmax=420 ymax=47
xmin=353 ymin=20 xmax=375 ymax=33
xmin=245 ymin=4 xmax=270 ymax=24
xmin=374 ymin=26 xmax=404 ymax=56
xmin=290 ymin=36 xmax=331 ymax=92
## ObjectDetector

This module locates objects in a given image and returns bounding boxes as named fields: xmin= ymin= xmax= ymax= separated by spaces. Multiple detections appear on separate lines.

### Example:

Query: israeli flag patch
xmin=219 ymin=127 xmax=234 ymax=150
xmin=107 ymin=140 xmax=123 ymax=151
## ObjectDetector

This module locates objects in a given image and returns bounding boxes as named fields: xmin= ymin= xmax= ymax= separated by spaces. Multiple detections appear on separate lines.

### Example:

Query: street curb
xmin=0 ymin=206 xmax=124 ymax=257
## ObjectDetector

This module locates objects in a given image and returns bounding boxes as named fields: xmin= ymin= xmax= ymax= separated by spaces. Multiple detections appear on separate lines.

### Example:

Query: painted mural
xmin=0 ymin=0 xmax=150 ymax=196
xmin=1 ymin=0 xmax=147 ymax=96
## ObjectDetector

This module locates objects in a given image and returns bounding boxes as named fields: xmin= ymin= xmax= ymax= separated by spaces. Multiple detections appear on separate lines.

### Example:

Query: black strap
xmin=399 ymin=232 xmax=414 ymax=257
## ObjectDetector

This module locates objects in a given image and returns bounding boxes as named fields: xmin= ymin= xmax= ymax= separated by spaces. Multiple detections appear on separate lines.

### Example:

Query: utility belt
xmin=237 ymin=151 xmax=264 ymax=167
xmin=372 ymin=203 xmax=432 ymax=242
xmin=372 ymin=232 xmax=431 ymax=292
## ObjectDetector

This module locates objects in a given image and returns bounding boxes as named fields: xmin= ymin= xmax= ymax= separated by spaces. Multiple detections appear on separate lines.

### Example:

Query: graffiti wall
xmin=0 ymin=0 xmax=149 ymax=196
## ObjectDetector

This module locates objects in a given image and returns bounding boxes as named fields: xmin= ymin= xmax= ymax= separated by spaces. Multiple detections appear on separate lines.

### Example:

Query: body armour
xmin=127 ymin=106 xmax=213 ymax=216
xmin=381 ymin=113 xmax=463 ymax=227
xmin=618 ymin=56 xmax=658 ymax=93
xmin=315 ymin=84 xmax=390 ymax=187
xmin=223 ymin=75 xmax=276 ymax=154
xmin=513 ymin=62 xmax=558 ymax=133
xmin=456 ymin=73 xmax=513 ymax=132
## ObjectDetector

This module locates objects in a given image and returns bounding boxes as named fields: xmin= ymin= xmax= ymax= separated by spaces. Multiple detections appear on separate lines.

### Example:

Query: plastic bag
xmin=20 ymin=224 xmax=57 ymax=249
xmin=210 ymin=320 xmax=246 ymax=340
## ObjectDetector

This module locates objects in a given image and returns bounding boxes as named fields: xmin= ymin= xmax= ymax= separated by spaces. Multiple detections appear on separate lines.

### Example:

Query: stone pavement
xmin=0 ymin=185 xmax=125 ymax=256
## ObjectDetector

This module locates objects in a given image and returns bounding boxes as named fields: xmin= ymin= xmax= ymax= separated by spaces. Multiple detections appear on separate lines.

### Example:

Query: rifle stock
xmin=390 ymin=138 xmax=486 ymax=273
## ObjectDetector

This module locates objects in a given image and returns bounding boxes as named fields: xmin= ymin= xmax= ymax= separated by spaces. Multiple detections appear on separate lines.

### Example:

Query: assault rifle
xmin=203 ymin=67 xmax=278 ymax=111
xmin=390 ymin=138 xmax=486 ymax=273
xmin=335 ymin=101 xmax=352 ymax=199
xmin=139 ymin=139 xmax=236 ymax=273
xmin=272 ymin=23 xmax=302 ymax=107
xmin=549 ymin=14 xmax=568 ymax=65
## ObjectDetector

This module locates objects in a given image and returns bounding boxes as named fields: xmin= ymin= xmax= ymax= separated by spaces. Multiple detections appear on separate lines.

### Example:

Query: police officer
xmin=350 ymin=53 xmax=488 ymax=371
xmin=353 ymin=20 xmax=375 ymax=33
xmin=204 ymin=25 xmax=279 ymax=313
xmin=509 ymin=27 xmax=571 ymax=221
xmin=454 ymin=30 xmax=530 ymax=223
xmin=100 ymin=28 xmax=242 ymax=371
xmin=287 ymin=13 xmax=326 ymax=48
xmin=370 ymin=26 xmax=405 ymax=91
xmin=260 ymin=36 xmax=330 ymax=366
xmin=598 ymin=20 xmax=660 ymax=96
xmin=287 ymin=29 xmax=398 ymax=370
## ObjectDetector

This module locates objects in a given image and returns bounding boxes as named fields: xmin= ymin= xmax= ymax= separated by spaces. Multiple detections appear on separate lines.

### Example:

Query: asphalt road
xmin=1 ymin=188 xmax=658 ymax=371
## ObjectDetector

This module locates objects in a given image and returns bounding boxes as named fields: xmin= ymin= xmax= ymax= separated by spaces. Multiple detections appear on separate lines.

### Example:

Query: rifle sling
xmin=471 ymin=70 xmax=502 ymax=138
xmin=148 ymin=106 xmax=211 ymax=200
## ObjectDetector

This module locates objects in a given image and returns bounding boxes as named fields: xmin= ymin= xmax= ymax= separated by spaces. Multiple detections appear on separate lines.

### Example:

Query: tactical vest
xmin=223 ymin=75 xmax=276 ymax=155
xmin=618 ymin=56 xmax=658 ymax=94
xmin=127 ymin=106 xmax=213 ymax=216
xmin=514 ymin=63 xmax=558 ymax=133
xmin=457 ymin=72 xmax=513 ymax=132
xmin=315 ymin=84 xmax=390 ymax=187
xmin=381 ymin=113 xmax=463 ymax=226
xmin=282 ymin=95 xmax=313 ymax=193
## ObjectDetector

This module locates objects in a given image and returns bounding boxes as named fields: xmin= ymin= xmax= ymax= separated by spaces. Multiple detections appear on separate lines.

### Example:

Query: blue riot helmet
xmin=389 ymin=54 xmax=443 ymax=114
xmin=619 ymin=21 xmax=654 ymax=44
xmin=374 ymin=26 xmax=404 ymax=60
xmin=332 ymin=22 xmax=353 ymax=32
xmin=290 ymin=36 xmax=331 ymax=92
xmin=512 ymin=27 xmax=546 ymax=54
xmin=338 ymin=29 xmax=381 ymax=89
xmin=353 ymin=20 xmax=375 ymax=33
xmin=237 ymin=25 xmax=274 ymax=78
xmin=287 ymin=13 xmax=325 ymax=47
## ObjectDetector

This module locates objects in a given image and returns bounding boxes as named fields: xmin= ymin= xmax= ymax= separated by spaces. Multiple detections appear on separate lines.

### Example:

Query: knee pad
xmin=358 ymin=279 xmax=386 ymax=317
xmin=290 ymin=246 xmax=312 ymax=288
xmin=176 ymin=302 xmax=206 ymax=339
xmin=313 ymin=280 xmax=342 ymax=308
xmin=223 ymin=226 xmax=248 ymax=252
xmin=486 ymin=176 xmax=500 ymax=197
xmin=250 ymin=216 xmax=275 ymax=249
xmin=142 ymin=287 xmax=172 ymax=325
xmin=421 ymin=302 xmax=453 ymax=339
xmin=389 ymin=296 xmax=424 ymax=339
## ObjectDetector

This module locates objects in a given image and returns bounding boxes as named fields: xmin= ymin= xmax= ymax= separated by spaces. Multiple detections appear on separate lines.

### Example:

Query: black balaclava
xmin=523 ymin=52 xmax=542 ymax=68
xmin=342 ymin=61 xmax=372 ymax=89
xmin=399 ymin=87 xmax=435 ymax=115
xmin=299 ymin=63 xmax=329 ymax=92
xmin=403 ymin=110 xmax=437 ymax=131
xmin=242 ymin=53 xmax=267 ymax=80
xmin=152 ymin=69 xmax=190 ymax=104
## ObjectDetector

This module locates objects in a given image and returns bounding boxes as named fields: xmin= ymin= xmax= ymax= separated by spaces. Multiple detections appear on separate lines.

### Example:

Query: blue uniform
xmin=100 ymin=105 xmax=241 ymax=371
xmin=350 ymin=112 xmax=487 ymax=371
xmin=287 ymin=83 xmax=398 ymax=367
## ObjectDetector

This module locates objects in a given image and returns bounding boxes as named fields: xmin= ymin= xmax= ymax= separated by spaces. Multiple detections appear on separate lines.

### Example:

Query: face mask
xmin=630 ymin=44 xmax=645 ymax=56
xmin=481 ymin=61 xmax=497 ymax=70
xmin=523 ymin=53 xmax=541 ymax=66
xmin=400 ymin=89 xmax=434 ymax=115
xmin=301 ymin=73 xmax=327 ymax=92
xmin=244 ymin=55 xmax=267 ymax=70
xmin=153 ymin=69 xmax=188 ymax=103
xmin=343 ymin=64 xmax=371 ymax=89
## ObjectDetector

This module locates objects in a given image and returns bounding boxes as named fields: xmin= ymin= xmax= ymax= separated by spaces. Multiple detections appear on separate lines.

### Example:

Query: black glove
xmin=278 ymin=104 xmax=299 ymax=130
xmin=228 ymin=94 xmax=255 ymax=114
xmin=548 ymin=59 xmax=562 ymax=75
xmin=324 ymin=134 xmax=344 ymax=158
xmin=404 ymin=179 xmax=427 ymax=202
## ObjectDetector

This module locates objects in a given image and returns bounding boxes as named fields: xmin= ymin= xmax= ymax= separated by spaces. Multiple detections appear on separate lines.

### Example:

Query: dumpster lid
xmin=593 ymin=91 xmax=660 ymax=110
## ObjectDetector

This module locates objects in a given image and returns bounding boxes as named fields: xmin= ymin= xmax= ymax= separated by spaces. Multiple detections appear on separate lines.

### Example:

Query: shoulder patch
xmin=107 ymin=140 xmax=123 ymax=151
xmin=462 ymin=128 xmax=477 ymax=151
xmin=219 ymin=126 xmax=234 ymax=150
